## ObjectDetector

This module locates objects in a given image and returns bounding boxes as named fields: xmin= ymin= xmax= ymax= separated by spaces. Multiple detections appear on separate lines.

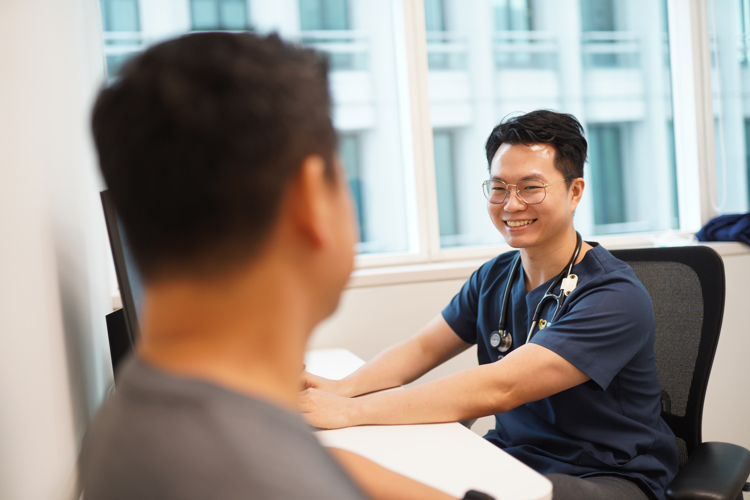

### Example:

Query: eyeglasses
xmin=482 ymin=177 xmax=572 ymax=205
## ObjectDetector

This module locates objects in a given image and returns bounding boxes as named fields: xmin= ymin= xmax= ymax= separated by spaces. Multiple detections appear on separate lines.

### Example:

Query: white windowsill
xmin=110 ymin=239 xmax=750 ymax=308
xmin=347 ymin=239 xmax=750 ymax=289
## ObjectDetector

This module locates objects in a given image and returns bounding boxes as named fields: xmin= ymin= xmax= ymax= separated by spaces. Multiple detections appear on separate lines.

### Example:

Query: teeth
xmin=506 ymin=220 xmax=535 ymax=227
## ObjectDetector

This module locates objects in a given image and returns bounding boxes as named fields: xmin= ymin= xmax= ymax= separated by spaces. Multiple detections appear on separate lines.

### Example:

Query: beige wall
xmin=0 ymin=1 xmax=111 ymax=499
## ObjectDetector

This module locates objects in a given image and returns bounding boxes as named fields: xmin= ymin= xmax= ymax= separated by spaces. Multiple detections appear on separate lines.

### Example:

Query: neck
xmin=137 ymin=256 xmax=314 ymax=411
xmin=520 ymin=228 xmax=590 ymax=292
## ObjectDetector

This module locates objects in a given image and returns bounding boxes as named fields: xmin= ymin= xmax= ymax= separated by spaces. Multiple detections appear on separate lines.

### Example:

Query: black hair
xmin=484 ymin=110 xmax=587 ymax=186
xmin=92 ymin=32 xmax=336 ymax=282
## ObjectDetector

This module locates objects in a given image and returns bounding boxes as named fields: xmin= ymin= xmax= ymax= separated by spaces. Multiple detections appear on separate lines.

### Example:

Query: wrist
xmin=345 ymin=394 xmax=364 ymax=427
xmin=338 ymin=376 xmax=359 ymax=398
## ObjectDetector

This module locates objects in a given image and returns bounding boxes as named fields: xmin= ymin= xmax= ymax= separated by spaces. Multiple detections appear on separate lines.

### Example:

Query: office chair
xmin=610 ymin=246 xmax=750 ymax=500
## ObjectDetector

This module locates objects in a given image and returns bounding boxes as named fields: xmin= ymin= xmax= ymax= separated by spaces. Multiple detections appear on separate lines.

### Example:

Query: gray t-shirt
xmin=80 ymin=356 xmax=369 ymax=500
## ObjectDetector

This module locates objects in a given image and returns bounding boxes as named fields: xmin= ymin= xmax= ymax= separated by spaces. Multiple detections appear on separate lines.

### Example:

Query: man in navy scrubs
xmin=301 ymin=110 xmax=679 ymax=500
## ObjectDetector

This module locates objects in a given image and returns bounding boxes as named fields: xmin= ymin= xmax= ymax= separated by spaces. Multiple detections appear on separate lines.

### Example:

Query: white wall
xmin=0 ymin=1 xmax=111 ymax=499
xmin=311 ymin=243 xmax=750 ymax=457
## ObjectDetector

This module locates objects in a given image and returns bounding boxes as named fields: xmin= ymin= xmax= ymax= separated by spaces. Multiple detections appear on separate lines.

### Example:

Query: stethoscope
xmin=489 ymin=232 xmax=583 ymax=354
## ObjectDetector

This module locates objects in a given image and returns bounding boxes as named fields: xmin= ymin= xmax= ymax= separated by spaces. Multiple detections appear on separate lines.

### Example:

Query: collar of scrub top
xmin=491 ymin=232 xmax=582 ymax=354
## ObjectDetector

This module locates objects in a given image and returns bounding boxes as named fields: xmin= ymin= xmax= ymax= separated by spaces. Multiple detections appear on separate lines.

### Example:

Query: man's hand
xmin=300 ymin=387 xmax=359 ymax=429
xmin=300 ymin=370 xmax=352 ymax=397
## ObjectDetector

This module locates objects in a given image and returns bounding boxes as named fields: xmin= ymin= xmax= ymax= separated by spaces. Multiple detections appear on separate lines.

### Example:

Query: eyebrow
xmin=490 ymin=173 xmax=548 ymax=182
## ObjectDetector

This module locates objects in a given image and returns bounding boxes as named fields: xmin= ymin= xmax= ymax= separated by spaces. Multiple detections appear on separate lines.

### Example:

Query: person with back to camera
xmin=300 ymin=110 xmax=680 ymax=500
xmin=79 ymin=31 xmax=482 ymax=500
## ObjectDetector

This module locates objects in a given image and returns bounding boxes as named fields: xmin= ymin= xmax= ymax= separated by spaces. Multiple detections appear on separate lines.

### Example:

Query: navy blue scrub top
xmin=442 ymin=243 xmax=678 ymax=500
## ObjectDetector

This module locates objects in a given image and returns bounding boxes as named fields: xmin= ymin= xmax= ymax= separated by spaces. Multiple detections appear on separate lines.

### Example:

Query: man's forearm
xmin=339 ymin=315 xmax=470 ymax=398
xmin=339 ymin=338 xmax=435 ymax=397
xmin=347 ymin=343 xmax=592 ymax=427
xmin=301 ymin=343 xmax=590 ymax=430
xmin=349 ymin=364 xmax=507 ymax=426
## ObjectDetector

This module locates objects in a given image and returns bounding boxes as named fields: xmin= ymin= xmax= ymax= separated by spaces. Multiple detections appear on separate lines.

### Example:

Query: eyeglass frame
xmin=482 ymin=176 xmax=574 ymax=205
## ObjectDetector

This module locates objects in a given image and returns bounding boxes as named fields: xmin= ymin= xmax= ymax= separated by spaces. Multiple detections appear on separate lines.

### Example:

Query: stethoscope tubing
xmin=493 ymin=232 xmax=583 ymax=353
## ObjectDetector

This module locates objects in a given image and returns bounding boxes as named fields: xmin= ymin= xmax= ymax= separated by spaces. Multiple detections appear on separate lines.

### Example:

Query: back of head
xmin=485 ymin=110 xmax=587 ymax=184
xmin=92 ymin=32 xmax=336 ymax=283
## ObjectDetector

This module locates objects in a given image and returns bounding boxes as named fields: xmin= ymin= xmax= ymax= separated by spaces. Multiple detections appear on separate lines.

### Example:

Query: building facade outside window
xmin=709 ymin=0 xmax=750 ymax=214
xmin=190 ymin=0 xmax=250 ymax=31
xmin=101 ymin=0 xmax=142 ymax=78
xmin=97 ymin=0 xmax=734 ymax=266
xmin=433 ymin=130 xmax=459 ymax=243
xmin=426 ymin=0 xmax=678 ymax=249
xmin=98 ymin=0 xmax=413 ymax=257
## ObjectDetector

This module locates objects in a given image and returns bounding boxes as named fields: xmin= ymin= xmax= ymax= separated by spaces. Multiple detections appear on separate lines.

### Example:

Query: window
xmin=433 ymin=131 xmax=459 ymax=243
xmin=493 ymin=0 xmax=546 ymax=69
xmin=426 ymin=0 xmax=678 ymax=250
xmin=98 ymin=0 xmax=414 ymax=258
xmin=100 ymin=0 xmax=142 ymax=78
xmin=588 ymin=124 xmax=626 ymax=227
xmin=580 ymin=0 xmax=638 ymax=68
xmin=338 ymin=134 xmax=367 ymax=246
xmin=96 ymin=0 xmax=738 ymax=270
xmin=709 ymin=0 xmax=750 ymax=214
xmin=299 ymin=0 xmax=364 ymax=71
xmin=190 ymin=0 xmax=250 ymax=31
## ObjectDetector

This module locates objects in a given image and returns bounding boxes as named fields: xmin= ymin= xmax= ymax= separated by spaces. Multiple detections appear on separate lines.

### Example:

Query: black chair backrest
xmin=609 ymin=246 xmax=725 ymax=467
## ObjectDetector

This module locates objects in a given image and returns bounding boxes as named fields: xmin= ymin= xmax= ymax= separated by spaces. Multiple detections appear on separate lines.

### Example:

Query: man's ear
xmin=286 ymin=155 xmax=335 ymax=249
xmin=568 ymin=177 xmax=585 ymax=213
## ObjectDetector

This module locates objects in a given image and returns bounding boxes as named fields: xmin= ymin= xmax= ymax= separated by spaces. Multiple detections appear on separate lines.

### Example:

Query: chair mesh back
xmin=627 ymin=261 xmax=704 ymax=467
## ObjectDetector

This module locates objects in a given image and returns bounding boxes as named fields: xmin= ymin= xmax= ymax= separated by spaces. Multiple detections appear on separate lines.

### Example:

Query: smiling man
xmin=301 ymin=110 xmax=679 ymax=500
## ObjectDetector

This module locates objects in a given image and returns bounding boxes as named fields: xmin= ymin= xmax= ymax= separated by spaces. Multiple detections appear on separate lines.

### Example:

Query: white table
xmin=305 ymin=348 xmax=552 ymax=500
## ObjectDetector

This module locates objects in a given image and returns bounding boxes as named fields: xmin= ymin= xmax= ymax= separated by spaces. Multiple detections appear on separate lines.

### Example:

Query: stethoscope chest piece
xmin=491 ymin=232 xmax=583 ymax=352
xmin=489 ymin=330 xmax=512 ymax=353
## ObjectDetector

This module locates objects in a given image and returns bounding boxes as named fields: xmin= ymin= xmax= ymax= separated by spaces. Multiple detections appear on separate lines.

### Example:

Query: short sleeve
xmin=530 ymin=272 xmax=655 ymax=391
xmin=442 ymin=268 xmax=483 ymax=345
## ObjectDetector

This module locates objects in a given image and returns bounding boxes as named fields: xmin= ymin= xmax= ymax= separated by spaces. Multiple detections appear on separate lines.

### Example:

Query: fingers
xmin=299 ymin=388 xmax=352 ymax=429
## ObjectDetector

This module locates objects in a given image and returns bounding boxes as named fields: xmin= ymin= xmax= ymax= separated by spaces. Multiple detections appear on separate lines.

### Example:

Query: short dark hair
xmin=92 ymin=32 xmax=336 ymax=282
xmin=484 ymin=110 xmax=587 ymax=186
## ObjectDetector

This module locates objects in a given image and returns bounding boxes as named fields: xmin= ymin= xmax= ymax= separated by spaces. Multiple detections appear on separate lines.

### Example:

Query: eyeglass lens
xmin=483 ymin=180 xmax=547 ymax=204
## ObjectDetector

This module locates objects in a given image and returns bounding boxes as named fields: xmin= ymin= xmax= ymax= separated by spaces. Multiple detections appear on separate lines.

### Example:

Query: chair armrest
xmin=666 ymin=442 xmax=750 ymax=500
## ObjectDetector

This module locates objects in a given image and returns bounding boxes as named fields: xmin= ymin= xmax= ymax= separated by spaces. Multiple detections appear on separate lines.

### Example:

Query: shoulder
xmin=81 ymin=359 xmax=367 ymax=500
xmin=572 ymin=243 xmax=654 ymax=314
xmin=582 ymin=244 xmax=647 ymax=289
xmin=570 ymin=244 xmax=654 ymax=328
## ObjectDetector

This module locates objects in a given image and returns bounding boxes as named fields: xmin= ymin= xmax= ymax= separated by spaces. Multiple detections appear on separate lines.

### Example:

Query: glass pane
xmin=191 ymin=0 xmax=249 ymax=31
xmin=424 ymin=0 xmax=446 ymax=31
xmin=299 ymin=0 xmax=324 ymax=30
xmin=101 ymin=0 xmax=142 ymax=81
xmin=191 ymin=0 xmax=219 ymax=30
xmin=99 ymin=0 xmax=413 ymax=256
xmin=299 ymin=0 xmax=349 ymax=30
xmin=339 ymin=134 xmax=366 ymax=242
xmin=708 ymin=0 xmax=750 ymax=214
xmin=219 ymin=0 xmax=249 ymax=30
xmin=425 ymin=0 xmax=466 ymax=70
xmin=494 ymin=0 xmax=531 ymax=31
xmin=102 ymin=0 xmax=140 ymax=32
xmin=428 ymin=0 xmax=678 ymax=248
xmin=589 ymin=124 xmax=625 ymax=225
xmin=433 ymin=131 xmax=459 ymax=240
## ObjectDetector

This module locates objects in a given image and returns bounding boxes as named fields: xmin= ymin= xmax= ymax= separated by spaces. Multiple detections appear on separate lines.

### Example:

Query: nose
xmin=503 ymin=186 xmax=527 ymax=212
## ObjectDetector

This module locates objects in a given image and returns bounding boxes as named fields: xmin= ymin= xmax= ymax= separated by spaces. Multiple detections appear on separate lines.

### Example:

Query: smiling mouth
xmin=505 ymin=219 xmax=536 ymax=227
